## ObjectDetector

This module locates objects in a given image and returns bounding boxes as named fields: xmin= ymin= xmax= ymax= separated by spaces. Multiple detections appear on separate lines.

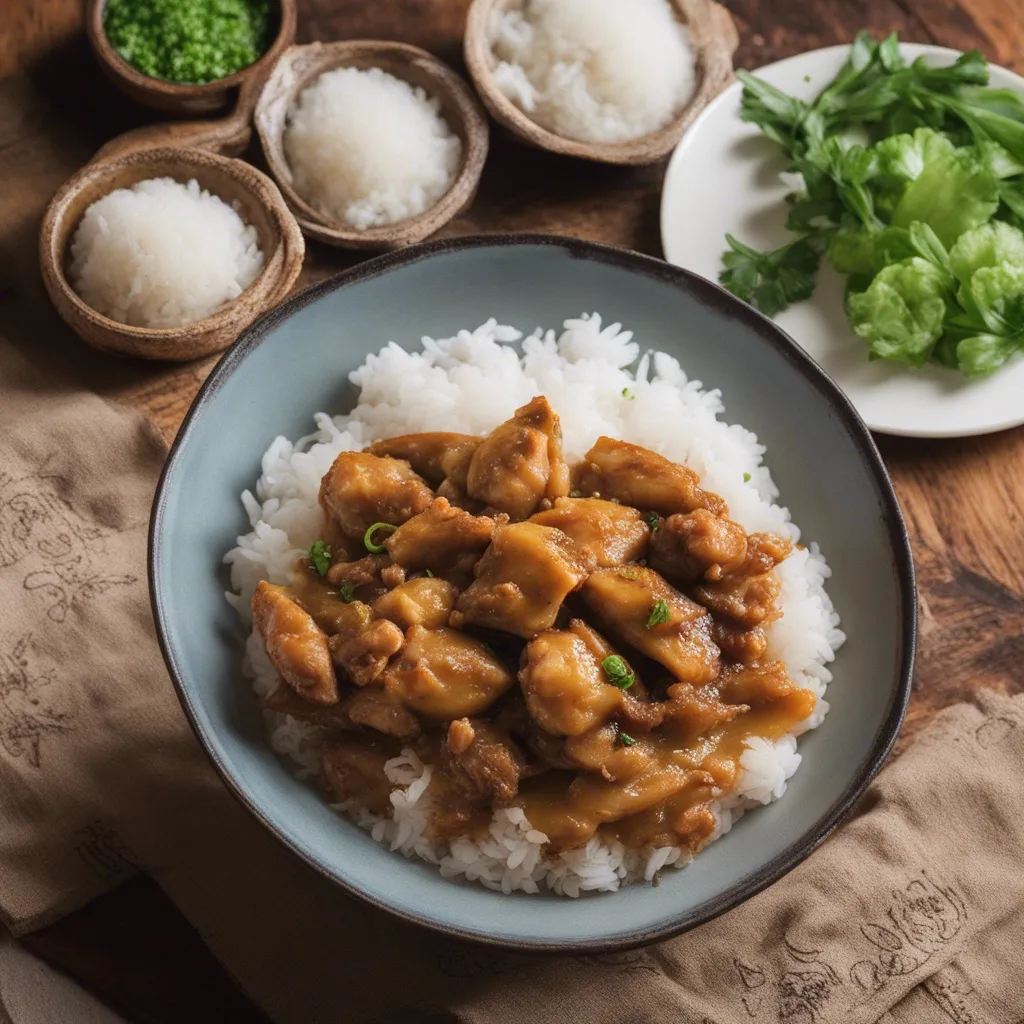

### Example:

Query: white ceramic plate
xmin=661 ymin=43 xmax=1024 ymax=438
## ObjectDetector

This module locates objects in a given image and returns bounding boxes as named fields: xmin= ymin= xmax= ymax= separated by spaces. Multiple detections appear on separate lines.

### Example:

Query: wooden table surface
xmin=6 ymin=0 xmax=1024 ymax=1021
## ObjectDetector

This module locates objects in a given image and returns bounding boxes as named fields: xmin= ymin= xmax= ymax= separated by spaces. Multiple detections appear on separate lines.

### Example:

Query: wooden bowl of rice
xmin=464 ymin=0 xmax=738 ymax=166
xmin=254 ymin=41 xmax=490 ymax=250
xmin=39 ymin=147 xmax=305 ymax=362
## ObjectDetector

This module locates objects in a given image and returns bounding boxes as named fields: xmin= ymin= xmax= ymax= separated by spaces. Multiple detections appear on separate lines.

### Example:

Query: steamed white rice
xmin=283 ymin=67 xmax=463 ymax=231
xmin=224 ymin=313 xmax=844 ymax=896
xmin=69 ymin=177 xmax=264 ymax=329
xmin=489 ymin=0 xmax=696 ymax=144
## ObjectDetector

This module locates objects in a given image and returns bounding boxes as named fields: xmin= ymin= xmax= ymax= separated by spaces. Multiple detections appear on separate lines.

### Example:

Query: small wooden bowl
xmin=39 ymin=147 xmax=305 ymax=362
xmin=464 ymin=0 xmax=738 ymax=166
xmin=255 ymin=41 xmax=490 ymax=250
xmin=86 ymin=0 xmax=297 ymax=115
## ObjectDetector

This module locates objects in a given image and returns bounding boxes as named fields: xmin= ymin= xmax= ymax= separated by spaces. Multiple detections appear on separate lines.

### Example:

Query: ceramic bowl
xmin=150 ymin=235 xmax=915 ymax=950
xmin=86 ymin=0 xmax=298 ymax=115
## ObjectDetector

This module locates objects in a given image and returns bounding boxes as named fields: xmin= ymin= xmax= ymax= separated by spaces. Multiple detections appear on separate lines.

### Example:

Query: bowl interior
xmin=152 ymin=237 xmax=913 ymax=949
xmin=51 ymin=153 xmax=284 ymax=334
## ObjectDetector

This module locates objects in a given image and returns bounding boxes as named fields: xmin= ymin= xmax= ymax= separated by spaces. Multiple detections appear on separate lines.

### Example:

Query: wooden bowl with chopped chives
xmin=86 ymin=0 xmax=297 ymax=115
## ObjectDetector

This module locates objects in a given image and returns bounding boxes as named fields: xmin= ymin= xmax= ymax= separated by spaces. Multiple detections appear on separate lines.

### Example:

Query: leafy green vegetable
xmin=891 ymin=148 xmax=999 ymax=246
xmin=874 ymin=127 xmax=954 ymax=182
xmin=645 ymin=600 xmax=671 ymax=629
xmin=601 ymin=656 xmax=635 ymax=690
xmin=308 ymin=540 xmax=332 ymax=577
xmin=743 ymin=472 xmax=752 ymax=483
xmin=338 ymin=582 xmax=356 ymax=603
xmin=948 ymin=221 xmax=1024 ymax=284
xmin=847 ymin=258 xmax=951 ymax=367
xmin=617 ymin=732 xmax=638 ymax=748
xmin=646 ymin=511 xmax=661 ymax=533
xmin=720 ymin=32 xmax=1024 ymax=377
xmin=720 ymin=234 xmax=822 ymax=316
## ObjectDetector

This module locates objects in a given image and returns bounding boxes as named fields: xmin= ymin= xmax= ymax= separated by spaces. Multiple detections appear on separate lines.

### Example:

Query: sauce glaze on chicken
xmin=254 ymin=396 xmax=812 ymax=857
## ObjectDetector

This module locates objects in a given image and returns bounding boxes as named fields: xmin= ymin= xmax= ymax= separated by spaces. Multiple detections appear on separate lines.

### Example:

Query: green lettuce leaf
xmin=892 ymin=147 xmax=1000 ymax=246
xmin=873 ymin=126 xmax=954 ymax=182
xmin=846 ymin=258 xmax=951 ymax=366
xmin=948 ymin=220 xmax=1024 ymax=285
xmin=954 ymin=333 xmax=1023 ymax=376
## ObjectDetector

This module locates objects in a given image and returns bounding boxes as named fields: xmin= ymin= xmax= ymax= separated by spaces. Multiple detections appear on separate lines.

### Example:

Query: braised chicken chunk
xmin=442 ymin=719 xmax=525 ymax=805
xmin=649 ymin=509 xmax=748 ymax=585
xmin=530 ymin=497 xmax=649 ymax=567
xmin=692 ymin=572 xmax=782 ymax=628
xmin=452 ymin=522 xmax=595 ymax=638
xmin=382 ymin=626 xmax=515 ymax=719
xmin=520 ymin=621 xmax=660 ymax=738
xmin=367 ymin=433 xmax=480 ymax=485
xmin=384 ymin=497 xmax=498 ymax=575
xmin=329 ymin=617 xmax=404 ymax=687
xmin=582 ymin=567 xmax=721 ymax=684
xmin=371 ymin=577 xmax=458 ymax=631
xmin=251 ymin=402 xmax=813 ymax=866
xmin=319 ymin=451 xmax=433 ymax=541
xmin=252 ymin=581 xmax=338 ymax=705
xmin=466 ymin=397 xmax=571 ymax=519
xmin=340 ymin=686 xmax=421 ymax=740
xmin=322 ymin=734 xmax=398 ymax=815
xmin=574 ymin=437 xmax=727 ymax=517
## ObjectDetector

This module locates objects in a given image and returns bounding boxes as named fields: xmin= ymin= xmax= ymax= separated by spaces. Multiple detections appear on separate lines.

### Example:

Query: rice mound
xmin=224 ymin=313 xmax=845 ymax=896
xmin=489 ymin=0 xmax=696 ymax=144
xmin=283 ymin=67 xmax=463 ymax=230
xmin=69 ymin=177 xmax=264 ymax=330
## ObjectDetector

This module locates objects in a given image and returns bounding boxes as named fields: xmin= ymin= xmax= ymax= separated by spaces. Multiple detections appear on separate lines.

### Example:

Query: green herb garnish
xmin=646 ymin=599 xmax=670 ymax=629
xmin=425 ymin=569 xmax=435 ymax=578
xmin=719 ymin=33 xmax=1024 ymax=377
xmin=103 ymin=0 xmax=270 ymax=85
xmin=601 ymin=655 xmax=635 ymax=690
xmin=569 ymin=490 xmax=583 ymax=498
xmin=364 ymin=522 xmax=397 ymax=553
xmin=618 ymin=732 xmax=638 ymax=747
xmin=646 ymin=511 xmax=661 ymax=533
xmin=308 ymin=540 xmax=332 ymax=576
xmin=743 ymin=472 xmax=752 ymax=483
xmin=338 ymin=582 xmax=356 ymax=603
xmin=622 ymin=387 xmax=635 ymax=400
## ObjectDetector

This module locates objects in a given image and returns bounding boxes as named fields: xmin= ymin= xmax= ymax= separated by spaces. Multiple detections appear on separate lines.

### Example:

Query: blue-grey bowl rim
xmin=148 ymin=233 xmax=916 ymax=952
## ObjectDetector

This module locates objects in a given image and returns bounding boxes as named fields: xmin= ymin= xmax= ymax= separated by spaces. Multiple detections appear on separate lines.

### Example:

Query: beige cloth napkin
xmin=3 ymin=68 xmax=1024 ymax=1024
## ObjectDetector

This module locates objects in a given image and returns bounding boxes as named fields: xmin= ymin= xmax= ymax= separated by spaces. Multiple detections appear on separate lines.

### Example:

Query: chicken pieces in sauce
xmin=252 ymin=398 xmax=808 ymax=861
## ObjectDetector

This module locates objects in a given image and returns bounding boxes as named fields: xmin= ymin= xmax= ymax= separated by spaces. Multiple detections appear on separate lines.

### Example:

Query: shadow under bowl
xmin=150 ymin=235 xmax=915 ymax=949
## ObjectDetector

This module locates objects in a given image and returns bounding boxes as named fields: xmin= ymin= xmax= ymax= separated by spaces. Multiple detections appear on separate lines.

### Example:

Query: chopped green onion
xmin=338 ymin=582 xmax=356 ymax=603
xmin=618 ymin=732 xmax=637 ymax=747
xmin=646 ymin=511 xmax=660 ymax=533
xmin=364 ymin=522 xmax=397 ymax=553
xmin=743 ymin=472 xmax=752 ymax=483
xmin=569 ymin=489 xmax=583 ymax=498
xmin=308 ymin=540 xmax=332 ymax=576
xmin=425 ymin=569 xmax=435 ymax=578
xmin=622 ymin=387 xmax=635 ymax=400
xmin=602 ymin=655 xmax=635 ymax=690
xmin=646 ymin=599 xmax=670 ymax=629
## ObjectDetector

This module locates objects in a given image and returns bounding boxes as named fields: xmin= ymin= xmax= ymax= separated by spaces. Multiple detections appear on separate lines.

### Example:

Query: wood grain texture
xmin=6 ymin=0 xmax=1024 ymax=1020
